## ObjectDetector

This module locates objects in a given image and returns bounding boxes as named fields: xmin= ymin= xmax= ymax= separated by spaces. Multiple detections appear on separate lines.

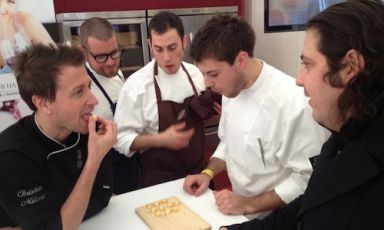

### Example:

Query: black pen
xmin=257 ymin=138 xmax=266 ymax=168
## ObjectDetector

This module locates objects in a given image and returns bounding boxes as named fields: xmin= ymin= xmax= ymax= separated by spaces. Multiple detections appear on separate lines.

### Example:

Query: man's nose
xmin=205 ymin=78 xmax=213 ymax=88
xmin=88 ymin=91 xmax=99 ymax=106
xmin=164 ymin=50 xmax=172 ymax=61
xmin=296 ymin=71 xmax=304 ymax=87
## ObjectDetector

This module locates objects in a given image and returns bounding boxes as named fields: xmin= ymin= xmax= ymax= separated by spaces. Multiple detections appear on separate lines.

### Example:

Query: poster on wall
xmin=0 ymin=0 xmax=55 ymax=132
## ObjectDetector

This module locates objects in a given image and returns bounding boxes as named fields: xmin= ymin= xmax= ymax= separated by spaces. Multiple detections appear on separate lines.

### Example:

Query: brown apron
xmin=139 ymin=62 xmax=206 ymax=187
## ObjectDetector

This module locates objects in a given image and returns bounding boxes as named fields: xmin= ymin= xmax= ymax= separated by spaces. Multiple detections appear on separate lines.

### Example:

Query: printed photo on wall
xmin=0 ymin=0 xmax=55 ymax=131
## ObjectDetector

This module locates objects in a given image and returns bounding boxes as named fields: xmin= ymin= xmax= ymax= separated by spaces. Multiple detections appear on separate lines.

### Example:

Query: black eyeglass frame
xmin=85 ymin=48 xmax=121 ymax=63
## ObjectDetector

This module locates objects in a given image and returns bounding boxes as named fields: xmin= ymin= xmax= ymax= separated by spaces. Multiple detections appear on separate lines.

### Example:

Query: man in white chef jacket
xmin=79 ymin=17 xmax=139 ymax=194
xmin=183 ymin=15 xmax=329 ymax=219
xmin=114 ymin=12 xmax=218 ymax=188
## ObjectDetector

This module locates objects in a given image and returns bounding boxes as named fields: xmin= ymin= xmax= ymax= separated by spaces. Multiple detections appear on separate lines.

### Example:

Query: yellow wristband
xmin=201 ymin=169 xmax=214 ymax=179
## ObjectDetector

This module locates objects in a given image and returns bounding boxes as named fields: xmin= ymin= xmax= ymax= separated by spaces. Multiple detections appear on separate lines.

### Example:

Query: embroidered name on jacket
xmin=17 ymin=185 xmax=46 ymax=207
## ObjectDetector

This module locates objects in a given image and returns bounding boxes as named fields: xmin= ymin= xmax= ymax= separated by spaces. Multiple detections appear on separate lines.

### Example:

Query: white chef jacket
xmin=213 ymin=61 xmax=329 ymax=218
xmin=114 ymin=59 xmax=205 ymax=157
xmin=86 ymin=62 xmax=124 ymax=120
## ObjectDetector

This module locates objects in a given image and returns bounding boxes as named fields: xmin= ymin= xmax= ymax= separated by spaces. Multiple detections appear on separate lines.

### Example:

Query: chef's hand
xmin=213 ymin=101 xmax=222 ymax=116
xmin=159 ymin=122 xmax=194 ymax=150
xmin=214 ymin=189 xmax=249 ymax=215
xmin=87 ymin=115 xmax=117 ymax=166
xmin=183 ymin=173 xmax=210 ymax=196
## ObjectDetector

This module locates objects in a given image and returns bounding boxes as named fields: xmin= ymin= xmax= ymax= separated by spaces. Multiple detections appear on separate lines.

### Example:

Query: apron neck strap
xmin=153 ymin=61 xmax=198 ymax=102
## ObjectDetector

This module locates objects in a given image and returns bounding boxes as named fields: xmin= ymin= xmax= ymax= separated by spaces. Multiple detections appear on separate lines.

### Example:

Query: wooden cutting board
xmin=135 ymin=196 xmax=211 ymax=230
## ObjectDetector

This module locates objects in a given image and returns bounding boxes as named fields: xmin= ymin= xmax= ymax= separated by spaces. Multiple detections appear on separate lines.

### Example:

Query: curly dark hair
xmin=306 ymin=0 xmax=384 ymax=121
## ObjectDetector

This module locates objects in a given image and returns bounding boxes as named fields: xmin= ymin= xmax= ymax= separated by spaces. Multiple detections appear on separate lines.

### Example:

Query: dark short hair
xmin=190 ymin=14 xmax=255 ymax=65
xmin=80 ymin=17 xmax=115 ymax=48
xmin=13 ymin=44 xmax=85 ymax=111
xmin=307 ymin=0 xmax=384 ymax=121
xmin=148 ymin=11 xmax=184 ymax=40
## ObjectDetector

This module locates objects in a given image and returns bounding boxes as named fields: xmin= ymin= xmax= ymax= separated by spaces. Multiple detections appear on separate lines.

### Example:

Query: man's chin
xmin=79 ymin=128 xmax=89 ymax=135
xmin=99 ymin=68 xmax=119 ymax=78
xmin=79 ymin=121 xmax=90 ymax=134
xmin=105 ymin=71 xmax=119 ymax=78
xmin=223 ymin=90 xmax=240 ymax=98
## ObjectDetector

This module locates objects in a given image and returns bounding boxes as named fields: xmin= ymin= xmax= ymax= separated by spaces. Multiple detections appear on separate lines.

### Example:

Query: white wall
xmin=244 ymin=0 xmax=305 ymax=78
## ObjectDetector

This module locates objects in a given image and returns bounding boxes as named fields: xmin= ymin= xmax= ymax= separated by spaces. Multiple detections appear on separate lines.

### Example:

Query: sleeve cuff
xmin=274 ymin=176 xmax=306 ymax=203
xmin=115 ymin=132 xmax=138 ymax=158
xmin=211 ymin=141 xmax=226 ymax=160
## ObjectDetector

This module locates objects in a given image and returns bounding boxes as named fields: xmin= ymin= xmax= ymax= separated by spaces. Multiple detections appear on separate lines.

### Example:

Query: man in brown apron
xmin=138 ymin=62 xmax=206 ymax=186
xmin=114 ymin=11 xmax=220 ymax=187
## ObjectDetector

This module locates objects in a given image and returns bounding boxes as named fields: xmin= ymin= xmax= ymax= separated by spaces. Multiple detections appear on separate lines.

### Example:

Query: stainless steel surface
xmin=147 ymin=6 xmax=238 ymax=63
xmin=58 ymin=18 xmax=147 ymax=28
xmin=147 ymin=6 xmax=238 ymax=17
xmin=56 ymin=11 xmax=146 ymax=21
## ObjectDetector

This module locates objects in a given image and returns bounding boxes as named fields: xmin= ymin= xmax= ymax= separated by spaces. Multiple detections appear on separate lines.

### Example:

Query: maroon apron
xmin=139 ymin=62 xmax=206 ymax=187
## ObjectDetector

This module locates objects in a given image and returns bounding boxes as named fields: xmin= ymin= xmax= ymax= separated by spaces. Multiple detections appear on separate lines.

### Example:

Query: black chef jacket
xmin=0 ymin=114 xmax=112 ymax=229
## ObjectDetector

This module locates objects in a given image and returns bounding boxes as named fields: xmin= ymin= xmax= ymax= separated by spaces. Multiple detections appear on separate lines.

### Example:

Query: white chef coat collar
xmin=155 ymin=61 xmax=184 ymax=78
xmin=243 ymin=59 xmax=267 ymax=93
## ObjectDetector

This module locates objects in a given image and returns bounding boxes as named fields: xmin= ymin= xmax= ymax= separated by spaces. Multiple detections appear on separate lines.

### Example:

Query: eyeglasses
xmin=86 ymin=48 xmax=121 ymax=63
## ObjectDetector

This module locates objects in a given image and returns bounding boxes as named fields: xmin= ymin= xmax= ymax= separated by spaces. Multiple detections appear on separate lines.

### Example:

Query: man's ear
xmin=182 ymin=35 xmax=188 ymax=50
xmin=32 ymin=95 xmax=52 ymax=115
xmin=148 ymin=38 xmax=153 ymax=53
xmin=340 ymin=49 xmax=365 ymax=84
xmin=79 ymin=44 xmax=86 ymax=53
xmin=234 ymin=51 xmax=249 ymax=68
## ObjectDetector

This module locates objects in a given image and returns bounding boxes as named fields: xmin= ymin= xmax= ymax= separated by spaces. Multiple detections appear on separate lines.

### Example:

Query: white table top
xmin=80 ymin=178 xmax=248 ymax=230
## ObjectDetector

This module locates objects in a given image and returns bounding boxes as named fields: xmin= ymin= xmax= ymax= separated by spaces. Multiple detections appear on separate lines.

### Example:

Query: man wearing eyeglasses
xmin=79 ymin=17 xmax=139 ymax=194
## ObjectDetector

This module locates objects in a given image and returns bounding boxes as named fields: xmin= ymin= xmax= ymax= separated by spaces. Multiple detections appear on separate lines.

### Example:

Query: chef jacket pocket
xmin=243 ymin=135 xmax=277 ymax=173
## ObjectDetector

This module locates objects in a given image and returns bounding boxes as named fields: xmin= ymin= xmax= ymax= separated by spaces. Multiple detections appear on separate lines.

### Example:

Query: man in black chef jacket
xmin=0 ymin=44 xmax=116 ymax=230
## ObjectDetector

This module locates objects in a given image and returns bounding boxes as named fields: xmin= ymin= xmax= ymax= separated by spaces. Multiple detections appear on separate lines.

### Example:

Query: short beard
xmin=226 ymin=74 xmax=246 ymax=98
